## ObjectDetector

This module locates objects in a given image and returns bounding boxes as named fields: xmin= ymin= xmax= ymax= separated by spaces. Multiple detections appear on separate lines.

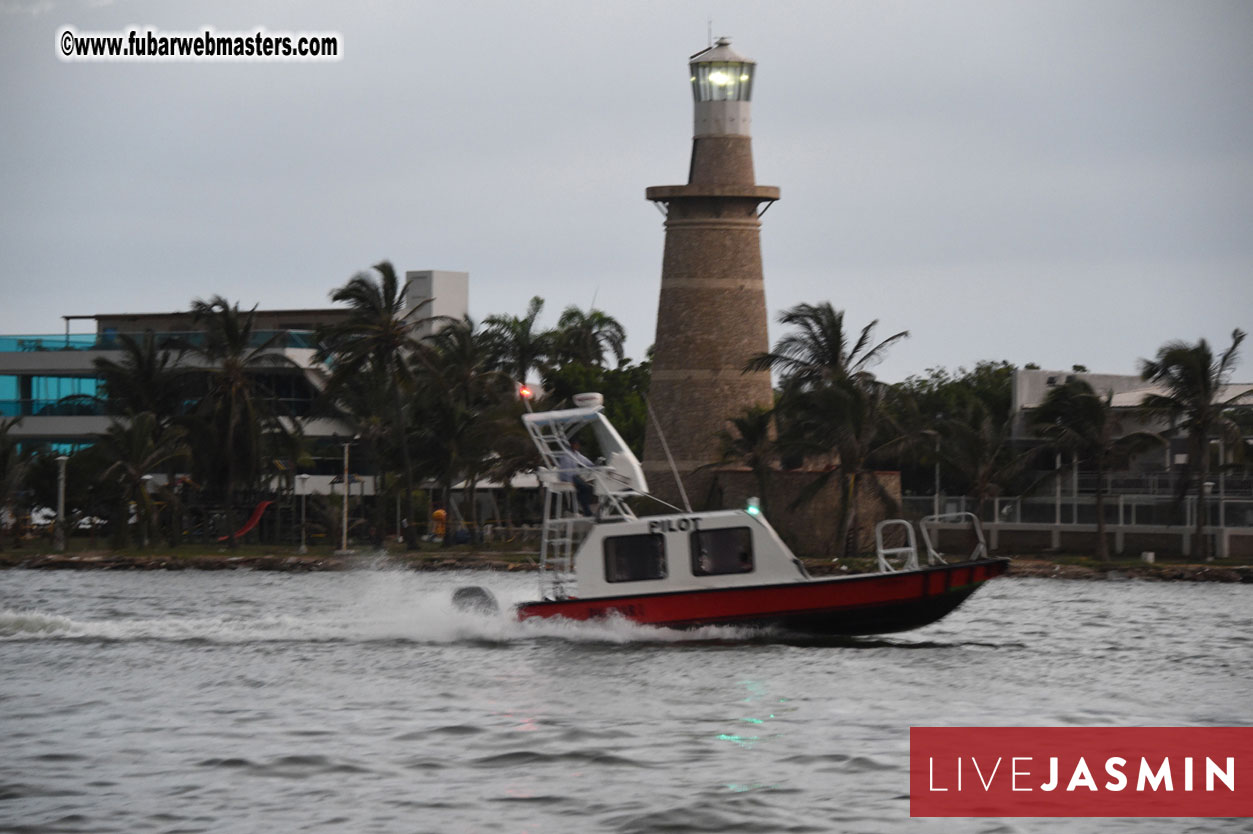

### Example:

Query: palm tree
xmin=746 ymin=302 xmax=908 ymax=391
xmin=319 ymin=363 xmax=393 ymax=547
xmin=410 ymin=317 xmax=512 ymax=545
xmin=712 ymin=404 xmax=776 ymax=518
xmin=939 ymin=398 xmax=1036 ymax=523
xmin=93 ymin=331 xmax=193 ymax=546
xmin=0 ymin=418 xmax=30 ymax=551
xmin=553 ymin=306 xmax=626 ymax=368
xmin=484 ymin=296 xmax=554 ymax=384
xmin=92 ymin=331 xmax=187 ymax=423
xmin=484 ymin=401 xmax=541 ymax=535
xmin=96 ymin=413 xmax=190 ymax=548
xmin=1139 ymin=329 xmax=1250 ymax=561
xmin=1033 ymin=380 xmax=1162 ymax=561
xmin=188 ymin=296 xmax=296 ymax=548
xmin=784 ymin=380 xmax=910 ymax=558
xmin=316 ymin=261 xmax=430 ymax=549
xmin=748 ymin=303 xmax=910 ymax=558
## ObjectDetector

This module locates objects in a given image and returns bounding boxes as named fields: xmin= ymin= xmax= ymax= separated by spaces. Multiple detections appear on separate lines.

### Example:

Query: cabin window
xmin=603 ymin=534 xmax=667 ymax=583
xmin=690 ymin=527 xmax=754 ymax=576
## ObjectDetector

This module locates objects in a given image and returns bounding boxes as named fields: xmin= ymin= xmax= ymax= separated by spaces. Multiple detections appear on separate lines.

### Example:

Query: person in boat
xmin=557 ymin=438 xmax=596 ymax=516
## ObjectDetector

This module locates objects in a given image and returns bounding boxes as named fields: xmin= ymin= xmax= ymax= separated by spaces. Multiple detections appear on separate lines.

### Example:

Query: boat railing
xmin=522 ymin=401 xmax=648 ymax=600
xmin=919 ymin=512 xmax=988 ymax=564
xmin=874 ymin=512 xmax=989 ymax=572
xmin=534 ymin=465 xmax=638 ymax=599
xmin=874 ymin=519 xmax=920 ymax=572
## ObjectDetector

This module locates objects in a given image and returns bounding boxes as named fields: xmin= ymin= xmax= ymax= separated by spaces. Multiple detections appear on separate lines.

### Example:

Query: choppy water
xmin=1 ymin=568 xmax=1250 ymax=834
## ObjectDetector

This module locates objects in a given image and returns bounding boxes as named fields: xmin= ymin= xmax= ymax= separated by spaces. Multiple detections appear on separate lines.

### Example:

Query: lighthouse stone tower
xmin=642 ymin=38 xmax=779 ymax=507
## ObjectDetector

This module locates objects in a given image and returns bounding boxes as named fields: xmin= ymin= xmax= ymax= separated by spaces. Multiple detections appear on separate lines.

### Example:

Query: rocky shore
xmin=2 ymin=549 xmax=1251 ymax=582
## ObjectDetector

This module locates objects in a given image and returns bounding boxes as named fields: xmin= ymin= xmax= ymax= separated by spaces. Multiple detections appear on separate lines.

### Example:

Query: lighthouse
xmin=641 ymin=38 xmax=779 ymax=507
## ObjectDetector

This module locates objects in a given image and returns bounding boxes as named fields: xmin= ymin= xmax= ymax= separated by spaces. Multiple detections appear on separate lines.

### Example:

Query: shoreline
xmin=2 ymin=550 xmax=1251 ymax=583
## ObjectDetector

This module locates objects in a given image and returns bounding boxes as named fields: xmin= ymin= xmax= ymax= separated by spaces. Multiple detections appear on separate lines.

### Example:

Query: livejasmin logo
xmin=928 ymin=751 xmax=1234 ymax=793
xmin=910 ymin=727 xmax=1253 ymax=818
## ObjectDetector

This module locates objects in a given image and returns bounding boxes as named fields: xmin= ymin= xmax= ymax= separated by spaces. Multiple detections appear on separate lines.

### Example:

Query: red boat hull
xmin=515 ymin=558 xmax=1009 ymax=635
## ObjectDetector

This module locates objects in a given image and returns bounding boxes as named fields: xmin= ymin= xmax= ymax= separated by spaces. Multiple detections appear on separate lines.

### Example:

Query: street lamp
xmin=140 ymin=474 xmax=154 ymax=548
xmin=336 ymin=435 xmax=359 ymax=555
xmin=298 ymin=473 xmax=310 ymax=555
xmin=54 ymin=454 xmax=69 ymax=552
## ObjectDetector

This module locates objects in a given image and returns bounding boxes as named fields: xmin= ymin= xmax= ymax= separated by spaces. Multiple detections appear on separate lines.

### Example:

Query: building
xmin=641 ymin=38 xmax=778 ymax=507
xmin=1011 ymin=367 xmax=1253 ymax=473
xmin=0 ymin=270 xmax=468 ymax=471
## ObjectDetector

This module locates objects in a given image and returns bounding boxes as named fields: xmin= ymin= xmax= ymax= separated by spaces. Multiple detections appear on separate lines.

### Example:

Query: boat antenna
xmin=644 ymin=395 xmax=692 ymax=513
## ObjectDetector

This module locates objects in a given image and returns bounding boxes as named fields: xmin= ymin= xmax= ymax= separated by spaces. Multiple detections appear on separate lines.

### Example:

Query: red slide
xmin=217 ymin=500 xmax=274 ymax=542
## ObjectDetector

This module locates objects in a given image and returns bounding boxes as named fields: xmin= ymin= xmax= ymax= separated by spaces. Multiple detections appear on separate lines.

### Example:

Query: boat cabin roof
xmin=523 ymin=406 xmax=647 ymax=495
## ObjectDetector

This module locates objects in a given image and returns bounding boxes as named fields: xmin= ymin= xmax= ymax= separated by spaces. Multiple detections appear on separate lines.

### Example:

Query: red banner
xmin=910 ymin=727 xmax=1253 ymax=817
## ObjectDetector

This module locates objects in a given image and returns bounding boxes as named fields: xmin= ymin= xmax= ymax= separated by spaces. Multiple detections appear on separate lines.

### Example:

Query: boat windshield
xmin=523 ymin=406 xmax=648 ymax=494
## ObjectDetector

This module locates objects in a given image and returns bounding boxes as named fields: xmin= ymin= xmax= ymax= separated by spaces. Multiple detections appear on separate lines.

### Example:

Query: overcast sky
xmin=1 ymin=0 xmax=1250 ymax=383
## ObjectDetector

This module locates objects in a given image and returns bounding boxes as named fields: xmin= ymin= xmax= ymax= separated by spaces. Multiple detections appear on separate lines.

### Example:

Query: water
xmin=1 ymin=568 xmax=1250 ymax=834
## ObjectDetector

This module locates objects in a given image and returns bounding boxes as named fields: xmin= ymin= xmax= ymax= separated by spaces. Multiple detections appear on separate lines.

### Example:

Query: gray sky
xmin=2 ymin=0 xmax=1250 ymax=383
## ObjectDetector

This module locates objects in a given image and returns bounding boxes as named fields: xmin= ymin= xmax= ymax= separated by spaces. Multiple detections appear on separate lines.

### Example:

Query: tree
xmin=316 ymin=261 xmax=430 ymax=549
xmin=1033 ymin=380 xmax=1161 ymax=561
xmin=890 ymin=361 xmax=1022 ymax=503
xmin=747 ymin=302 xmax=910 ymax=558
xmin=410 ymin=317 xmax=513 ymax=545
xmin=0 ymin=418 xmax=30 ymax=551
xmin=92 ymin=331 xmax=187 ymax=423
xmin=552 ymin=306 xmax=626 ymax=368
xmin=485 ymin=296 xmax=554 ymax=384
xmin=1139 ymin=329 xmax=1250 ymax=561
xmin=320 ymin=363 xmax=394 ymax=548
xmin=937 ymin=399 xmax=1038 ymax=522
xmin=484 ymin=401 xmax=541 ymax=535
xmin=92 ymin=331 xmax=193 ymax=546
xmin=187 ymin=296 xmax=296 ymax=548
xmin=712 ymin=404 xmax=776 ymax=518
xmin=746 ymin=302 xmax=907 ymax=392
xmin=96 ymin=413 xmax=190 ymax=548
xmin=541 ymin=357 xmax=651 ymax=456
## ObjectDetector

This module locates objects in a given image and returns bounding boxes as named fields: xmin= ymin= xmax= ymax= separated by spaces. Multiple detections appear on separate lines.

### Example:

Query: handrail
xmin=919 ymin=512 xmax=987 ymax=564
xmin=874 ymin=519 xmax=919 ymax=572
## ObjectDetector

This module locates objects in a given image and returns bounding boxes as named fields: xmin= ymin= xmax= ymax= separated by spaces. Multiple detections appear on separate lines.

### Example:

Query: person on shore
xmin=557 ymin=438 xmax=596 ymax=516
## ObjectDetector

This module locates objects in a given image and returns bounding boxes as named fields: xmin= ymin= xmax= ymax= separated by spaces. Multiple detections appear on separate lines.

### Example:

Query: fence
xmin=900 ymin=494 xmax=1253 ymax=559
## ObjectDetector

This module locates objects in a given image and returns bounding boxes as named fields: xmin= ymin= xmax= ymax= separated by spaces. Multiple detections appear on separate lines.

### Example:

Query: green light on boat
xmin=745 ymin=496 xmax=760 ymax=515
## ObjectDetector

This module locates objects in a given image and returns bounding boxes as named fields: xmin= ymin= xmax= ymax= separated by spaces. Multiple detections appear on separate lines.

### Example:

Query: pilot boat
xmin=503 ymin=395 xmax=1007 ymax=636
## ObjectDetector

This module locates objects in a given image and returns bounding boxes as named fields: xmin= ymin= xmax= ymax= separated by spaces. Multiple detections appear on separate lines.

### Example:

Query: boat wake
xmin=0 ymin=596 xmax=763 ymax=647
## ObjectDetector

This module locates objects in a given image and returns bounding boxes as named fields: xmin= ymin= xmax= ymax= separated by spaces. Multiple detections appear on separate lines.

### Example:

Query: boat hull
xmin=515 ymin=558 xmax=1009 ymax=635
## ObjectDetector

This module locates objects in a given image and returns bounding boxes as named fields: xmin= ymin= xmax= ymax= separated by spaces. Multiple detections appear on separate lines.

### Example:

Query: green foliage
xmin=1033 ymin=379 xmax=1163 ymax=560
xmin=92 ymin=331 xmax=188 ymax=421
xmin=410 ymin=316 xmax=514 ymax=544
xmin=1139 ymin=328 xmax=1249 ymax=560
xmin=96 ymin=413 xmax=191 ymax=548
xmin=541 ymin=359 xmax=650 ymax=457
xmin=896 ymin=360 xmax=1016 ymax=425
xmin=484 ymin=296 xmax=554 ymax=383
xmin=317 ymin=261 xmax=431 ymax=547
xmin=552 ymin=305 xmax=626 ymax=368
xmin=750 ymin=302 xmax=909 ymax=558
